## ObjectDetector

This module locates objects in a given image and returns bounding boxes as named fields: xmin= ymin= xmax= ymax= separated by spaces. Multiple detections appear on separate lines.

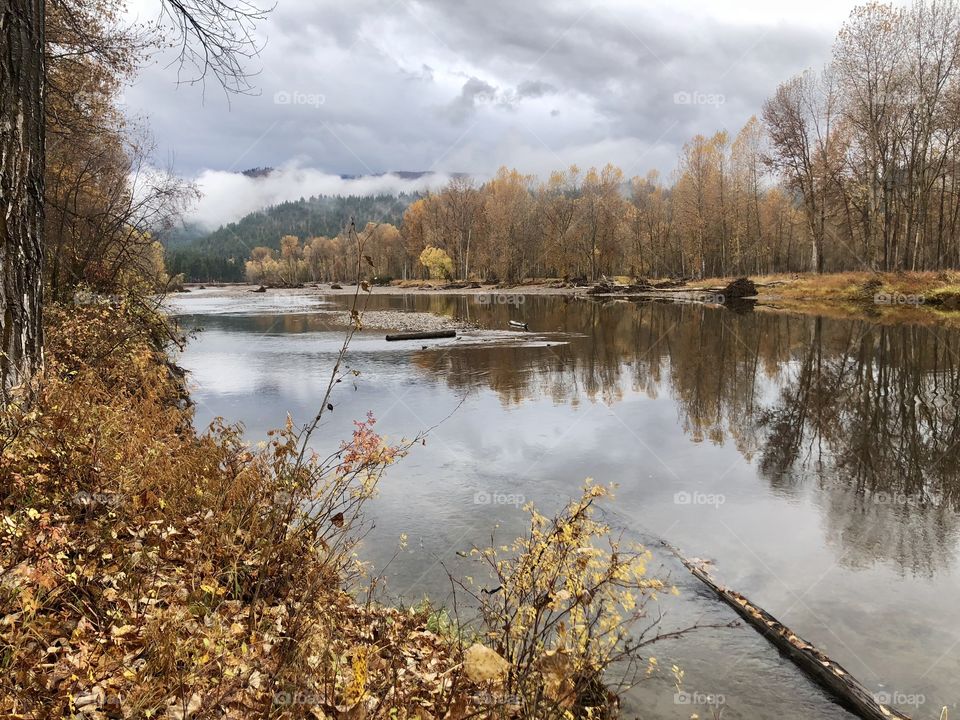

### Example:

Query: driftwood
xmin=664 ymin=542 xmax=911 ymax=720
xmin=385 ymin=330 xmax=456 ymax=341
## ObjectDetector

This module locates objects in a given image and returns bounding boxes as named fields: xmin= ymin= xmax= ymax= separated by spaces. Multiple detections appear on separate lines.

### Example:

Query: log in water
xmin=385 ymin=330 xmax=457 ymax=341
xmin=664 ymin=542 xmax=912 ymax=720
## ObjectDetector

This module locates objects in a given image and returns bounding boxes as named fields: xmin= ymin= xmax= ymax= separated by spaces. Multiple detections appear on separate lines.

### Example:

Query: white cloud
xmin=186 ymin=164 xmax=451 ymax=228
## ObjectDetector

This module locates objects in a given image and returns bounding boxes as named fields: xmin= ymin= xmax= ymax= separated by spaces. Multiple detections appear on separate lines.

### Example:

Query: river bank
xmin=185 ymin=270 xmax=960 ymax=329
xmin=2 ymin=300 xmax=699 ymax=719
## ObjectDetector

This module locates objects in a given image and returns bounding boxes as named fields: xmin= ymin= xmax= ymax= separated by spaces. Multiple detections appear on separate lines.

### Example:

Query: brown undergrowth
xmin=0 ymin=301 xmax=685 ymax=719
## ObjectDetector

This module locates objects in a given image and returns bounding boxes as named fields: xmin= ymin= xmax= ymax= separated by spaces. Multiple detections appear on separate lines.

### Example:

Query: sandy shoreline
xmin=178 ymin=278 xmax=960 ymax=330
xmin=184 ymin=281 xmax=586 ymax=297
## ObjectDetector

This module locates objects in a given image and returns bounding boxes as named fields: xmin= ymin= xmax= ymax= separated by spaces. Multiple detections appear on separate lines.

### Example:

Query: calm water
xmin=168 ymin=288 xmax=960 ymax=720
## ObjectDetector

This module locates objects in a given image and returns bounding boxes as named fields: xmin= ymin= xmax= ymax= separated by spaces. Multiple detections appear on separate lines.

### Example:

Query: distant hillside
xmin=159 ymin=221 xmax=210 ymax=250
xmin=165 ymin=192 xmax=417 ymax=282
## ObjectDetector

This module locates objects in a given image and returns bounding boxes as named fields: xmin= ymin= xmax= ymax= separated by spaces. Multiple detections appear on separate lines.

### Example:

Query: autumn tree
xmin=537 ymin=166 xmax=583 ymax=278
xmin=481 ymin=167 xmax=536 ymax=282
xmin=1 ymin=0 xmax=45 ymax=396
xmin=358 ymin=222 xmax=403 ymax=279
xmin=576 ymin=164 xmax=627 ymax=281
xmin=419 ymin=246 xmax=454 ymax=280
xmin=673 ymin=135 xmax=717 ymax=277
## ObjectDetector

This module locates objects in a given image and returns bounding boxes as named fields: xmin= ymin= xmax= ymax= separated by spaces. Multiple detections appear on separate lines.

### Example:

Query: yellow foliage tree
xmin=419 ymin=246 xmax=454 ymax=280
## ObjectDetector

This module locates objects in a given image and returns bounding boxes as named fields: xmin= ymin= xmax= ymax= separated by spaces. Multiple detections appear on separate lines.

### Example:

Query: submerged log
xmin=385 ymin=330 xmax=456 ymax=341
xmin=664 ymin=542 xmax=912 ymax=720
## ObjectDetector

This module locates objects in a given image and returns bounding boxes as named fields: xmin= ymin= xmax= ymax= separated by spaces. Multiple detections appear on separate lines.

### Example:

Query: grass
xmin=677 ymin=271 xmax=960 ymax=324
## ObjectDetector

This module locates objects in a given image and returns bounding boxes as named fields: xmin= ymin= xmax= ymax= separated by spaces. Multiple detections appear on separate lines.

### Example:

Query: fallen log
xmin=663 ymin=542 xmax=911 ymax=720
xmin=385 ymin=329 xmax=456 ymax=341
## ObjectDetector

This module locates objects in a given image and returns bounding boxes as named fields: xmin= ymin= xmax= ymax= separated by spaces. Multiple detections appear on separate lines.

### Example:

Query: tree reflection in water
xmin=397 ymin=295 xmax=960 ymax=576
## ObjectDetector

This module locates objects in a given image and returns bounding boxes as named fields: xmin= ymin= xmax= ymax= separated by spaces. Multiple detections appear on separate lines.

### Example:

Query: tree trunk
xmin=1 ymin=0 xmax=45 ymax=398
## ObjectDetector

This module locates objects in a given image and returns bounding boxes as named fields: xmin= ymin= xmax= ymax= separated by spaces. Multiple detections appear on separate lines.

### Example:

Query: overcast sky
xmin=121 ymin=0 xmax=867 ymax=225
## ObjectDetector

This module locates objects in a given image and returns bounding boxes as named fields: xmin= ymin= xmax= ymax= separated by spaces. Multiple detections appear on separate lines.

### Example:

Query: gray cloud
xmin=517 ymin=80 xmax=557 ymax=99
xmin=122 ymin=0 xmax=854 ymax=198
xmin=444 ymin=76 xmax=499 ymax=122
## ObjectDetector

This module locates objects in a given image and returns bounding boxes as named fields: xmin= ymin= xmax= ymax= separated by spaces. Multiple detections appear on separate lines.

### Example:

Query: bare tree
xmin=763 ymin=68 xmax=840 ymax=273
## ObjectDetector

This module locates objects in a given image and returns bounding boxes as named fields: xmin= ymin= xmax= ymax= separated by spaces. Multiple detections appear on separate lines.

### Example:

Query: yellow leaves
xmin=463 ymin=480 xmax=676 ymax=712
xmin=418 ymin=246 xmax=455 ymax=280
xmin=672 ymin=663 xmax=685 ymax=691
xmin=199 ymin=580 xmax=225 ymax=597
xmin=549 ymin=588 xmax=572 ymax=609
xmin=110 ymin=624 xmax=137 ymax=646
xmin=18 ymin=586 xmax=39 ymax=614
xmin=345 ymin=645 xmax=371 ymax=706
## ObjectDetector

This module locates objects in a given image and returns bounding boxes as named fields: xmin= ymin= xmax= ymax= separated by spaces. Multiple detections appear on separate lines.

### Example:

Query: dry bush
xmin=0 ymin=301 xmax=424 ymax=718
xmin=446 ymin=483 xmax=716 ymax=720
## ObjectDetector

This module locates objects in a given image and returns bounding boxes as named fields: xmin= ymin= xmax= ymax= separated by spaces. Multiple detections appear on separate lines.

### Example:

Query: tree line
xmin=168 ymin=193 xmax=412 ymax=282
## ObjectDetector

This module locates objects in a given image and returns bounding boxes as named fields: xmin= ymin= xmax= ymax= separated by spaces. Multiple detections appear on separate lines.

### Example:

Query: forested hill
xmin=165 ymin=192 xmax=416 ymax=281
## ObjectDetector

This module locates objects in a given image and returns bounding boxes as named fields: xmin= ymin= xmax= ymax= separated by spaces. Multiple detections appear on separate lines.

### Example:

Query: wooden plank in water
xmin=385 ymin=330 xmax=457 ymax=341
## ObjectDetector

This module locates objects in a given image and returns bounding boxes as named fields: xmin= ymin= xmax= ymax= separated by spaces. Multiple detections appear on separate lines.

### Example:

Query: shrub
xmin=453 ymin=482 xmax=686 ymax=719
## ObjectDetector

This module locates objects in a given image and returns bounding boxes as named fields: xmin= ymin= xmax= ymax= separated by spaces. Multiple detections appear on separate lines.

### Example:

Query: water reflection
xmin=357 ymin=296 xmax=960 ymax=576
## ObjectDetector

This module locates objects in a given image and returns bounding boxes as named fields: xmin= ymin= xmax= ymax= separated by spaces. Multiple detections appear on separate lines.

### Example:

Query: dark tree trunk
xmin=0 ymin=0 xmax=44 ymax=397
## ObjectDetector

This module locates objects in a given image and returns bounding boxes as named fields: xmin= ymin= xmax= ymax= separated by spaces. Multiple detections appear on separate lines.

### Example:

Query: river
xmin=167 ymin=287 xmax=960 ymax=720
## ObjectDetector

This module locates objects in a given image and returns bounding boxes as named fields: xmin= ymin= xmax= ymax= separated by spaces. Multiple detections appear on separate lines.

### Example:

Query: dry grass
xmin=685 ymin=270 xmax=960 ymax=301
xmin=0 ymin=302 xmax=684 ymax=719
xmin=0 ymin=302 xmax=463 ymax=718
